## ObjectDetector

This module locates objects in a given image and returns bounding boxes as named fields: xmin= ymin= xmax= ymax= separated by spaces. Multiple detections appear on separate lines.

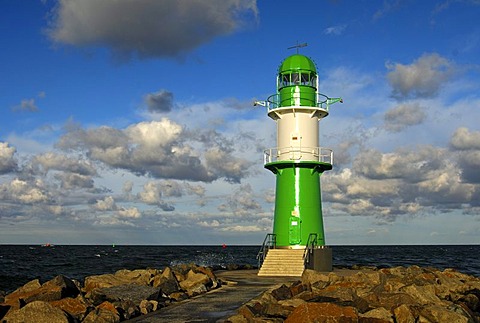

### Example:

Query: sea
xmin=1 ymin=244 xmax=479 ymax=293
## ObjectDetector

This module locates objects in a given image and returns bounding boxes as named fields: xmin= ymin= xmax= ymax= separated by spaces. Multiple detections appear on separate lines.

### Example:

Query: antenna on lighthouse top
xmin=287 ymin=42 xmax=307 ymax=54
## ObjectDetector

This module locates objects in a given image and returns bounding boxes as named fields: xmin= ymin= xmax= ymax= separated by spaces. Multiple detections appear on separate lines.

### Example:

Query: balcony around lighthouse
xmin=264 ymin=92 xmax=329 ymax=121
xmin=263 ymin=146 xmax=333 ymax=173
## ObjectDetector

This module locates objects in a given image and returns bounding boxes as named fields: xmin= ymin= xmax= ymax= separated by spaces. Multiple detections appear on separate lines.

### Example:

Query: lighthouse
xmin=256 ymin=48 xmax=342 ymax=276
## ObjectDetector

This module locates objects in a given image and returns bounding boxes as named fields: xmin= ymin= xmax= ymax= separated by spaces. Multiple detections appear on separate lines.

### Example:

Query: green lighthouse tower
xmin=256 ymin=50 xmax=342 ymax=275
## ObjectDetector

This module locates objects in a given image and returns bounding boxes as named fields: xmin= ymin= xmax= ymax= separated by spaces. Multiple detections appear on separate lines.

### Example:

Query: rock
xmin=264 ymin=302 xmax=295 ymax=318
xmin=88 ymin=283 xmax=161 ymax=306
xmin=3 ymin=275 xmax=79 ymax=311
xmin=114 ymin=269 xmax=158 ymax=285
xmin=459 ymin=292 xmax=480 ymax=312
xmin=179 ymin=269 xmax=211 ymax=292
xmin=83 ymin=301 xmax=120 ymax=323
xmin=169 ymin=291 xmax=188 ymax=302
xmin=152 ymin=267 xmax=180 ymax=295
xmin=419 ymin=304 xmax=472 ymax=323
xmin=301 ymin=269 xmax=331 ymax=286
xmin=237 ymin=301 xmax=264 ymax=319
xmin=271 ymin=284 xmax=292 ymax=301
xmin=393 ymin=304 xmax=417 ymax=323
xmin=49 ymin=296 xmax=89 ymax=321
xmin=364 ymin=291 xmax=418 ymax=311
xmin=285 ymin=302 xmax=359 ymax=323
xmin=3 ymin=300 xmax=70 ymax=323
xmin=400 ymin=284 xmax=443 ymax=305
xmin=278 ymin=298 xmax=306 ymax=308
xmin=224 ymin=314 xmax=249 ymax=323
xmin=84 ymin=269 xmax=156 ymax=293
xmin=289 ymin=280 xmax=309 ymax=297
xmin=139 ymin=299 xmax=158 ymax=315
xmin=360 ymin=307 xmax=394 ymax=322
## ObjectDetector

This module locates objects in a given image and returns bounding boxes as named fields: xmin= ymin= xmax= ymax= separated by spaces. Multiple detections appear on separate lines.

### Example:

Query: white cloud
xmin=386 ymin=53 xmax=456 ymax=99
xmin=450 ymin=127 xmax=480 ymax=150
xmin=1 ymin=178 xmax=49 ymax=204
xmin=0 ymin=142 xmax=17 ymax=174
xmin=117 ymin=207 xmax=141 ymax=219
xmin=93 ymin=196 xmax=117 ymax=211
xmin=324 ymin=24 xmax=347 ymax=35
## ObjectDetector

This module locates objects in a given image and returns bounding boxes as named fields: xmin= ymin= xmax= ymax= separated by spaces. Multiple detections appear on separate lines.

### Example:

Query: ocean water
xmin=0 ymin=244 xmax=479 ymax=293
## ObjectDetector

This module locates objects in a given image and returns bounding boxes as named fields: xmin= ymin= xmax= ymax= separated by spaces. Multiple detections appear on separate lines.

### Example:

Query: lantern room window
xmin=279 ymin=72 xmax=316 ymax=88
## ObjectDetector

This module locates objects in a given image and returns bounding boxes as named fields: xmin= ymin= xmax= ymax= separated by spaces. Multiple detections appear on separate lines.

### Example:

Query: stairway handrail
xmin=256 ymin=233 xmax=276 ymax=268
xmin=303 ymin=233 xmax=318 ymax=266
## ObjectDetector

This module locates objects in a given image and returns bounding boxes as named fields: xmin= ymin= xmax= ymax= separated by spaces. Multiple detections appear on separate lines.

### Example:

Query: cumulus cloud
xmin=54 ymin=172 xmax=94 ymax=189
xmin=323 ymin=139 xmax=478 ymax=220
xmin=205 ymin=147 xmax=253 ymax=183
xmin=0 ymin=178 xmax=50 ymax=204
xmin=450 ymin=127 xmax=480 ymax=150
xmin=32 ymin=152 xmax=97 ymax=176
xmin=117 ymin=207 xmax=141 ymax=219
xmin=449 ymin=128 xmax=480 ymax=183
xmin=47 ymin=0 xmax=258 ymax=60
xmin=383 ymin=102 xmax=427 ymax=132
xmin=386 ymin=53 xmax=455 ymax=99
xmin=56 ymin=119 xmax=253 ymax=183
xmin=144 ymin=89 xmax=174 ymax=113
xmin=0 ymin=142 xmax=17 ymax=174
xmin=93 ymin=196 xmax=117 ymax=211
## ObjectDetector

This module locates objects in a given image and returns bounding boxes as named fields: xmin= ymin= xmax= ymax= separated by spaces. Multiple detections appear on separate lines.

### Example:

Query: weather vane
xmin=287 ymin=41 xmax=307 ymax=54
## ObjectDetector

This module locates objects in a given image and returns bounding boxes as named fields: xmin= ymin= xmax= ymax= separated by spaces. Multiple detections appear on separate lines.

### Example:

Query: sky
xmin=1 ymin=0 xmax=480 ymax=245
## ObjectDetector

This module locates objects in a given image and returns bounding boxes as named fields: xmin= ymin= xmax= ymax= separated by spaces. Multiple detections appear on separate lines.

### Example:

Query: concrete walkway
xmin=126 ymin=269 xmax=298 ymax=323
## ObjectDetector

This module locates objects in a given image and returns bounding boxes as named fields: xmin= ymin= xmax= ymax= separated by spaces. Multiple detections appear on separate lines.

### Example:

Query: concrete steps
xmin=258 ymin=249 xmax=305 ymax=277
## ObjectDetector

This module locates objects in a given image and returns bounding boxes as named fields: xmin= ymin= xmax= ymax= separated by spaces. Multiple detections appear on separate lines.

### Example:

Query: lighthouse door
xmin=289 ymin=216 xmax=301 ymax=245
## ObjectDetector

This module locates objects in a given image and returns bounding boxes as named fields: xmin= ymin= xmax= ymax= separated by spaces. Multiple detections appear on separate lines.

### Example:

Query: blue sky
xmin=1 ymin=0 xmax=480 ymax=245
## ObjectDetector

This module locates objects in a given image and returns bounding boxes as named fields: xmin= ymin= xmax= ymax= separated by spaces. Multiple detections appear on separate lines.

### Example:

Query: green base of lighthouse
xmin=265 ymin=160 xmax=331 ymax=248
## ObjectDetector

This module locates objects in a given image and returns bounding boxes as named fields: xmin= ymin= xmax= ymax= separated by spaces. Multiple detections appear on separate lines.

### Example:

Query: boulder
xmin=228 ymin=265 xmax=480 ymax=323
xmin=179 ymin=269 xmax=211 ymax=292
xmin=152 ymin=266 xmax=180 ymax=295
xmin=87 ymin=283 xmax=161 ymax=306
xmin=270 ymin=284 xmax=292 ymax=301
xmin=82 ymin=301 xmax=120 ymax=323
xmin=400 ymin=284 xmax=443 ymax=305
xmin=3 ymin=300 xmax=70 ymax=323
xmin=139 ymin=299 xmax=158 ymax=315
xmin=360 ymin=307 xmax=394 ymax=322
xmin=419 ymin=304 xmax=472 ymax=323
xmin=84 ymin=269 xmax=156 ymax=293
xmin=50 ymin=296 xmax=89 ymax=321
xmin=393 ymin=304 xmax=417 ymax=323
xmin=285 ymin=302 xmax=359 ymax=323
xmin=3 ymin=275 xmax=79 ymax=310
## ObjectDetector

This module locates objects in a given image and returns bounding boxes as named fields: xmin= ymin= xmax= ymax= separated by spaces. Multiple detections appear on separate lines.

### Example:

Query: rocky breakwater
xmin=0 ymin=263 xmax=220 ymax=323
xmin=227 ymin=265 xmax=480 ymax=322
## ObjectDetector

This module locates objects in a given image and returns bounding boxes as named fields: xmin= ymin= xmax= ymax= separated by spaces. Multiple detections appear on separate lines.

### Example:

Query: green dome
xmin=279 ymin=54 xmax=317 ymax=74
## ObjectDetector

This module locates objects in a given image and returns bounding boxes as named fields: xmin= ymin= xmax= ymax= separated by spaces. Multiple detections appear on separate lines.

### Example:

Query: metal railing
xmin=261 ymin=92 xmax=342 ymax=111
xmin=256 ymin=233 xmax=276 ymax=268
xmin=264 ymin=147 xmax=333 ymax=164
xmin=303 ymin=233 xmax=318 ymax=266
